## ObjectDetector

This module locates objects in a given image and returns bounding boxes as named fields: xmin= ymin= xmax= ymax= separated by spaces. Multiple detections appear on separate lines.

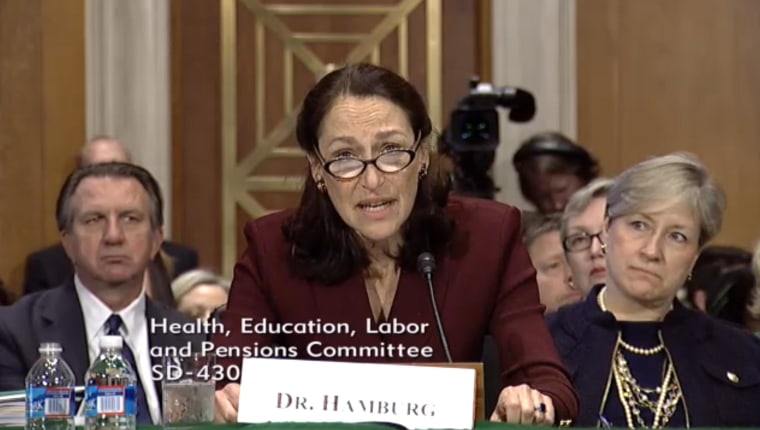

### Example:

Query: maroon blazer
xmin=212 ymin=196 xmax=578 ymax=420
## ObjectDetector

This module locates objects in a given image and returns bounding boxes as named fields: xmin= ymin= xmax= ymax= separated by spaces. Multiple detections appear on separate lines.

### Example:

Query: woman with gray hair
xmin=172 ymin=269 xmax=231 ymax=320
xmin=548 ymin=153 xmax=760 ymax=427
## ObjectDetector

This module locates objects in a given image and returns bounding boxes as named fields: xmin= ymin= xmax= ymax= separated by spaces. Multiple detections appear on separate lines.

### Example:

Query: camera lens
xmin=460 ymin=120 xmax=491 ymax=143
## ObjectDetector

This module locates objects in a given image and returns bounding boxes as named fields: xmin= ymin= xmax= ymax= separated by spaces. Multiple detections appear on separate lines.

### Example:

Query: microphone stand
xmin=417 ymin=253 xmax=453 ymax=363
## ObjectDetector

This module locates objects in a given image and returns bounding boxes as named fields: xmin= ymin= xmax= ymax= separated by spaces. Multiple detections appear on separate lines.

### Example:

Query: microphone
xmin=417 ymin=252 xmax=453 ymax=363
xmin=500 ymin=87 xmax=536 ymax=123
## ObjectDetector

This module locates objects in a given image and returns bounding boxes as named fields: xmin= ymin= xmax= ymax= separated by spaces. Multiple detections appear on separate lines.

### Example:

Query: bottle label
xmin=26 ymin=387 xmax=74 ymax=419
xmin=84 ymin=385 xmax=137 ymax=417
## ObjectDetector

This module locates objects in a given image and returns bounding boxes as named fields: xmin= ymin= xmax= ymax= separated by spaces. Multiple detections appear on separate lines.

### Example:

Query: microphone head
xmin=417 ymin=252 xmax=436 ymax=276
xmin=507 ymin=89 xmax=536 ymax=123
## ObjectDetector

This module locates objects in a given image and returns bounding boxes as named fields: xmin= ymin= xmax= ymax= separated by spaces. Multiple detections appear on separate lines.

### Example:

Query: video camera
xmin=445 ymin=78 xmax=536 ymax=152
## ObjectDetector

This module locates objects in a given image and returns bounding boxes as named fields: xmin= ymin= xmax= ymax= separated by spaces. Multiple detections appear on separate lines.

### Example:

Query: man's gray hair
xmin=522 ymin=211 xmax=563 ymax=248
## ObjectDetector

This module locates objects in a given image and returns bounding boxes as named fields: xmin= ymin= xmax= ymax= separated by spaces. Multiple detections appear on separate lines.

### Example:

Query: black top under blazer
xmin=547 ymin=285 xmax=760 ymax=427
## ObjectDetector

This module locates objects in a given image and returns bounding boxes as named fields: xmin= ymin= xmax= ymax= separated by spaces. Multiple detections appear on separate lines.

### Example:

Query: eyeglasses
xmin=563 ymin=231 xmax=604 ymax=252
xmin=318 ymin=138 xmax=422 ymax=180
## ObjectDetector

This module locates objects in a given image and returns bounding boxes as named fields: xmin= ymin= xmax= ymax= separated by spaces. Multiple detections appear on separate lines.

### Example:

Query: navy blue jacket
xmin=547 ymin=286 xmax=760 ymax=427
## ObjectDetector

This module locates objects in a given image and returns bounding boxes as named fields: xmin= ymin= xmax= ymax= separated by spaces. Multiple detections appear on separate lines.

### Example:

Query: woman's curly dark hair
xmin=283 ymin=63 xmax=454 ymax=285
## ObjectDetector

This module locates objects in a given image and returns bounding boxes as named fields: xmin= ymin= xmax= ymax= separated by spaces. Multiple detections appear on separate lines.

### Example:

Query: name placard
xmin=237 ymin=358 xmax=475 ymax=430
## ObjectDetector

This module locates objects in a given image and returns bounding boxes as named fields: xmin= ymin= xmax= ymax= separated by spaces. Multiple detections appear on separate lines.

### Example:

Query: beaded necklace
xmin=598 ymin=287 xmax=682 ymax=428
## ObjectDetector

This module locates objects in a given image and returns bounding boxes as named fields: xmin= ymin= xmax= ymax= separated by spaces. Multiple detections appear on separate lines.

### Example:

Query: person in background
xmin=513 ymin=132 xmax=599 ymax=213
xmin=76 ymin=134 xmax=132 ymax=166
xmin=548 ymin=153 xmax=760 ymax=427
xmin=682 ymin=245 xmax=751 ymax=311
xmin=560 ymin=178 xmax=614 ymax=296
xmin=144 ymin=249 xmax=180 ymax=308
xmin=23 ymin=135 xmax=199 ymax=306
xmin=0 ymin=278 xmax=12 ymax=305
xmin=0 ymin=162 xmax=204 ymax=424
xmin=745 ymin=242 xmax=760 ymax=334
xmin=522 ymin=212 xmax=580 ymax=313
xmin=212 ymin=63 xmax=578 ymax=425
xmin=702 ymin=266 xmax=756 ymax=329
xmin=687 ymin=245 xmax=757 ymax=331
xmin=171 ymin=269 xmax=230 ymax=320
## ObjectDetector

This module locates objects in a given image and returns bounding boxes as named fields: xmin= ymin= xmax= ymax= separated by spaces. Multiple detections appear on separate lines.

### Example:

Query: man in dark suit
xmin=0 ymin=162 xmax=205 ymax=424
xmin=22 ymin=135 xmax=199 ymax=296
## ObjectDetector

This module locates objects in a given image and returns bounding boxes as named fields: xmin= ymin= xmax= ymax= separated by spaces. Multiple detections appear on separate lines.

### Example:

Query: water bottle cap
xmin=38 ymin=342 xmax=62 ymax=354
xmin=99 ymin=335 xmax=123 ymax=349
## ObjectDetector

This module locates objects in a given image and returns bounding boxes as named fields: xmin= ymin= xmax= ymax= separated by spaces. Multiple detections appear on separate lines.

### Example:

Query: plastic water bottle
xmin=25 ymin=342 xmax=75 ymax=430
xmin=84 ymin=336 xmax=137 ymax=430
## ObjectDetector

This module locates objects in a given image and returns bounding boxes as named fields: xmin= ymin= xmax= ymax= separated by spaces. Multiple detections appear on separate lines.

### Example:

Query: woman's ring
xmin=535 ymin=403 xmax=547 ymax=413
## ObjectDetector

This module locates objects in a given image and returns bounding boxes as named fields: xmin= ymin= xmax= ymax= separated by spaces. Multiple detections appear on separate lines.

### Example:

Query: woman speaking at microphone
xmin=212 ymin=63 xmax=577 ymax=425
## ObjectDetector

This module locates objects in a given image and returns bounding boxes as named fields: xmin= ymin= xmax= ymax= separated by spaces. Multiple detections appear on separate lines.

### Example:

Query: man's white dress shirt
xmin=74 ymin=275 xmax=160 ymax=424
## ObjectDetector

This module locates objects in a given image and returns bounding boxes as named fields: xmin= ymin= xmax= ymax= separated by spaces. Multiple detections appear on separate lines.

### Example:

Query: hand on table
xmin=214 ymin=383 xmax=240 ymax=423
xmin=490 ymin=384 xmax=554 ymax=425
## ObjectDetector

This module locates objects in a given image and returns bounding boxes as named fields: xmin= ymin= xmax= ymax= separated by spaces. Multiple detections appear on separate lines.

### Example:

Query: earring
xmin=316 ymin=179 xmax=326 ymax=192
xmin=687 ymin=272 xmax=693 ymax=282
xmin=600 ymin=242 xmax=607 ymax=254
xmin=419 ymin=164 xmax=428 ymax=179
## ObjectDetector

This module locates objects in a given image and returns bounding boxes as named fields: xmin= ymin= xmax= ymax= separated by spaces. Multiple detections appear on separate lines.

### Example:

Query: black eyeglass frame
xmin=562 ymin=231 xmax=605 ymax=253
xmin=316 ymin=136 xmax=424 ymax=180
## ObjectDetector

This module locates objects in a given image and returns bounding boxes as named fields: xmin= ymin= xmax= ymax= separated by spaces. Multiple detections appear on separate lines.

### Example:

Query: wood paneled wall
xmin=577 ymin=0 xmax=760 ymax=249
xmin=6 ymin=0 xmax=756 ymax=296
xmin=0 ymin=0 xmax=85 ymax=298
xmin=171 ymin=0 xmax=480 ymax=273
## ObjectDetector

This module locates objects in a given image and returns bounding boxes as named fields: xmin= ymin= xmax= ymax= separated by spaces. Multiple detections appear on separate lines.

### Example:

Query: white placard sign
xmin=237 ymin=358 xmax=475 ymax=430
